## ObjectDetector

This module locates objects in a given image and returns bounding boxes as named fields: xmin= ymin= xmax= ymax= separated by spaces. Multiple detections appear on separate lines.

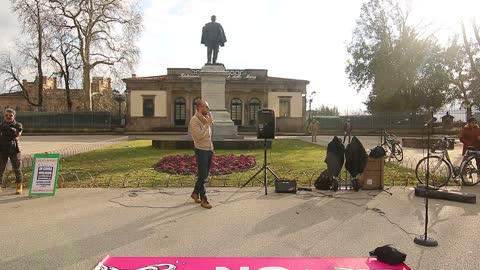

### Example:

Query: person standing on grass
xmin=189 ymin=99 xmax=214 ymax=209
xmin=309 ymin=119 xmax=319 ymax=142
xmin=0 ymin=108 xmax=23 ymax=194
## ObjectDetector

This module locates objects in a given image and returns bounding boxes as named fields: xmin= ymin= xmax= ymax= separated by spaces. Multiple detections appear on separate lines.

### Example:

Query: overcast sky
xmin=1 ymin=0 xmax=479 ymax=113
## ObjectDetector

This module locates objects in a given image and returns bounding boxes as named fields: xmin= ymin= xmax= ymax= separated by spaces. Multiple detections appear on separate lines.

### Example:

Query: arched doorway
xmin=231 ymin=98 xmax=242 ymax=126
xmin=174 ymin=97 xmax=186 ymax=125
xmin=248 ymin=98 xmax=261 ymax=126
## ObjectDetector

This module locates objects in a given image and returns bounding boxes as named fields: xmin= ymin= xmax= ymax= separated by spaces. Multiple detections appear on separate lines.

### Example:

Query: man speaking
xmin=189 ymin=100 xmax=214 ymax=209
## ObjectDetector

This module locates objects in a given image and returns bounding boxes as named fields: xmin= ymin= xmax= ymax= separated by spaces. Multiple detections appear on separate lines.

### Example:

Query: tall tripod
xmin=241 ymin=138 xmax=279 ymax=195
xmin=414 ymin=117 xmax=438 ymax=247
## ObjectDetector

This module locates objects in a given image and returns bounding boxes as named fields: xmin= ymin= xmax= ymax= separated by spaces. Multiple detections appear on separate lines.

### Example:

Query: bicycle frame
xmin=428 ymin=148 xmax=456 ymax=176
xmin=430 ymin=141 xmax=472 ymax=179
xmin=382 ymin=131 xmax=400 ymax=153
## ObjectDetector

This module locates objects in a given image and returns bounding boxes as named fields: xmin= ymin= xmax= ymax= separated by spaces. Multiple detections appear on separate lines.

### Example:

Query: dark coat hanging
xmin=345 ymin=136 xmax=368 ymax=177
xmin=324 ymin=136 xmax=345 ymax=177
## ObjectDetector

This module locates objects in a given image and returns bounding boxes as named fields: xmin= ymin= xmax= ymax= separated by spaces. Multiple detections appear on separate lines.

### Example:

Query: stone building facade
xmin=0 ymin=76 xmax=113 ymax=112
xmin=123 ymin=68 xmax=309 ymax=132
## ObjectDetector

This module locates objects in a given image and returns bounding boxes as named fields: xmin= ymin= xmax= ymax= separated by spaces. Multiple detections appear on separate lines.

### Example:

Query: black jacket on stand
xmin=324 ymin=136 xmax=345 ymax=177
xmin=345 ymin=136 xmax=368 ymax=178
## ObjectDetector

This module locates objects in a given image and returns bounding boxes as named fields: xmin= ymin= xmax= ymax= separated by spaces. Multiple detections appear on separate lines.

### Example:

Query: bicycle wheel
xmin=415 ymin=156 xmax=451 ymax=187
xmin=460 ymin=156 xmax=480 ymax=186
xmin=393 ymin=143 xmax=403 ymax=162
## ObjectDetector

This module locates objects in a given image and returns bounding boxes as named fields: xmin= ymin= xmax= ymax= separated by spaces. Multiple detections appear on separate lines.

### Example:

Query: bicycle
xmin=381 ymin=130 xmax=403 ymax=162
xmin=415 ymin=136 xmax=480 ymax=187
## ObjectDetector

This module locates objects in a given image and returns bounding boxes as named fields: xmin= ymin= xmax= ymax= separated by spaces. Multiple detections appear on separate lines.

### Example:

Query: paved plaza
xmin=0 ymin=135 xmax=478 ymax=270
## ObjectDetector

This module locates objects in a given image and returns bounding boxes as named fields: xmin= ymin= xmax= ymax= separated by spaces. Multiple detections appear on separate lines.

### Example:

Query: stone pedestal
xmin=199 ymin=64 xmax=241 ymax=139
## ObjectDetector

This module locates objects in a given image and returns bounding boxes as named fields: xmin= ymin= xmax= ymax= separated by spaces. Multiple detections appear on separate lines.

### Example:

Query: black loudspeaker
xmin=257 ymin=109 xmax=275 ymax=139
xmin=275 ymin=179 xmax=297 ymax=193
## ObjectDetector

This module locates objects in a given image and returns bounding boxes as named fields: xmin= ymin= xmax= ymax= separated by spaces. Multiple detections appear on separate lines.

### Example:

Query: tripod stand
xmin=241 ymin=138 xmax=280 ymax=195
xmin=414 ymin=117 xmax=438 ymax=247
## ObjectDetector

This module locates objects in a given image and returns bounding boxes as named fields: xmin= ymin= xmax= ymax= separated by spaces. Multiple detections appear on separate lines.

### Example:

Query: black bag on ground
xmin=369 ymin=245 xmax=406 ymax=265
xmin=369 ymin=146 xmax=386 ymax=158
xmin=314 ymin=170 xmax=332 ymax=190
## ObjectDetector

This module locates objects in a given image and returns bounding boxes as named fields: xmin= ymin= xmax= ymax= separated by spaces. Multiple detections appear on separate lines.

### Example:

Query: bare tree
xmin=48 ymin=29 xmax=81 ymax=112
xmin=49 ymin=0 xmax=142 ymax=111
xmin=458 ymin=20 xmax=480 ymax=116
xmin=446 ymin=37 xmax=477 ymax=117
xmin=0 ymin=53 xmax=38 ymax=105
xmin=4 ymin=0 xmax=54 ymax=107
xmin=461 ymin=20 xmax=480 ymax=81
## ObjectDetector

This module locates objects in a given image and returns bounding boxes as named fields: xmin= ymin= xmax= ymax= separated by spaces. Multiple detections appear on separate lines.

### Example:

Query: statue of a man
xmin=201 ymin=15 xmax=227 ymax=64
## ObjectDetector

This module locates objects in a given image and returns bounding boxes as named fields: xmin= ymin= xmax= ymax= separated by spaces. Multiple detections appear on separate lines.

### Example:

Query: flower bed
xmin=155 ymin=154 xmax=256 ymax=175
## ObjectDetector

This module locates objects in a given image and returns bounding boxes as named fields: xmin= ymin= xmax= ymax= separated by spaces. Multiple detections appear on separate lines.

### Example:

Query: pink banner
xmin=94 ymin=256 xmax=411 ymax=270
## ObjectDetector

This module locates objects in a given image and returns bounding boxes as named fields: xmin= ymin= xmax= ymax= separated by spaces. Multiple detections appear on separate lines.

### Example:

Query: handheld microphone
xmin=208 ymin=112 xmax=214 ymax=124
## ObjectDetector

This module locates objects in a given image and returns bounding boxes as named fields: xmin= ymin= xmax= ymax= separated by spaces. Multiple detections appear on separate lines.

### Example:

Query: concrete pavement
xmin=0 ymin=186 xmax=479 ymax=269
xmin=19 ymin=135 xmax=127 ymax=157
xmin=0 ymin=135 xmax=478 ymax=269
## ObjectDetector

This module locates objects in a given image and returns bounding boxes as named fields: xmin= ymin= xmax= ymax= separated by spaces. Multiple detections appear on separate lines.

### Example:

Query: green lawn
xmin=19 ymin=139 xmax=415 ymax=188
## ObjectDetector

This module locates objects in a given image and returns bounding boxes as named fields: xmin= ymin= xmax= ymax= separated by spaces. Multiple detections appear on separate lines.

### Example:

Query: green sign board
xmin=28 ymin=153 xmax=60 ymax=196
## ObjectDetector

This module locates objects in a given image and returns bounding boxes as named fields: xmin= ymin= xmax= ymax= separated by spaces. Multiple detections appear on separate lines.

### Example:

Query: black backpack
xmin=369 ymin=245 xmax=406 ymax=265
xmin=370 ymin=146 xmax=386 ymax=158
xmin=314 ymin=170 xmax=332 ymax=190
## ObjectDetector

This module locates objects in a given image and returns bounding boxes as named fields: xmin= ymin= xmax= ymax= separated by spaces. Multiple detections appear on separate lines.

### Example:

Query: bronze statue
xmin=201 ymin=15 xmax=227 ymax=64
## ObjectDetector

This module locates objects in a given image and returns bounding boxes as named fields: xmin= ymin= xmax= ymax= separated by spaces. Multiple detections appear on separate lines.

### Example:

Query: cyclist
xmin=460 ymin=117 xmax=480 ymax=154
xmin=460 ymin=117 xmax=480 ymax=173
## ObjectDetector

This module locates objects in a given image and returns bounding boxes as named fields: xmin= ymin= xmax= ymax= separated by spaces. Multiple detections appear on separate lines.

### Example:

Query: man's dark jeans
xmin=194 ymin=148 xmax=213 ymax=200
xmin=0 ymin=152 xmax=23 ymax=184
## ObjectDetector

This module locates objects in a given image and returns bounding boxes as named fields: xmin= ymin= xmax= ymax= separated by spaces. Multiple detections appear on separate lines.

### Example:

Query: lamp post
xmin=112 ymin=89 xmax=126 ymax=126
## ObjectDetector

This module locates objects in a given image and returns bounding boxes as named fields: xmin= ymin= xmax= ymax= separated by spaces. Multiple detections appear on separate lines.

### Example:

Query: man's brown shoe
xmin=15 ymin=183 xmax=22 ymax=195
xmin=190 ymin=192 xmax=201 ymax=203
xmin=201 ymin=199 xmax=212 ymax=209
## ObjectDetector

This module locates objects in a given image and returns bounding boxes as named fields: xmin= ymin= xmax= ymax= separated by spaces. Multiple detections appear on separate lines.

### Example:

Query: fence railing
xmin=15 ymin=111 xmax=124 ymax=129
xmin=312 ymin=109 xmax=471 ymax=130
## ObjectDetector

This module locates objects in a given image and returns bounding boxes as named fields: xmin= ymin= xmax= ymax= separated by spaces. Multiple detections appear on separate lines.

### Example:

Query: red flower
xmin=155 ymin=154 xmax=256 ymax=175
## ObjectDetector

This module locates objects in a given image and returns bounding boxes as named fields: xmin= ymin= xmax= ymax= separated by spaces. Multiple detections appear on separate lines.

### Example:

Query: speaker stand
xmin=241 ymin=138 xmax=280 ymax=195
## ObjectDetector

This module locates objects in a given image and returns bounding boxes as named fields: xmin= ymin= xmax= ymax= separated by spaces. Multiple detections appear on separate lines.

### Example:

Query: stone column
xmin=199 ymin=64 xmax=240 ymax=139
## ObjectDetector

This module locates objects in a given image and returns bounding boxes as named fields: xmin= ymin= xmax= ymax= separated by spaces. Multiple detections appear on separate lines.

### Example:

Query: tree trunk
xmin=467 ymin=105 xmax=472 ymax=119
xmin=63 ymin=53 xmax=73 ymax=112
xmin=83 ymin=67 xmax=91 ymax=111
xmin=65 ymin=78 xmax=72 ymax=112
xmin=36 ymin=0 xmax=43 ymax=108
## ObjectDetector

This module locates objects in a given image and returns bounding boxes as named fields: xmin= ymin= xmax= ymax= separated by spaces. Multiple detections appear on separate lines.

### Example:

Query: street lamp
xmin=308 ymin=91 xmax=316 ymax=125
xmin=112 ymin=89 xmax=126 ymax=126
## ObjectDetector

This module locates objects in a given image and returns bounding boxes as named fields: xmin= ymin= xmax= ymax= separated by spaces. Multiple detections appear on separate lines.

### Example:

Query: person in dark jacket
xmin=0 ymin=108 xmax=23 ymax=194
